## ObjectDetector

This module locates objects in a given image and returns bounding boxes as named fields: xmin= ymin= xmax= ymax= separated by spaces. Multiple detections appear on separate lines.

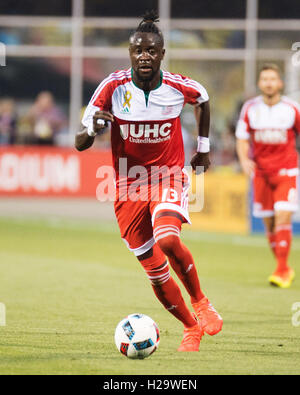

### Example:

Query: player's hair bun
xmin=133 ymin=9 xmax=164 ymax=45
xmin=141 ymin=10 xmax=160 ymax=24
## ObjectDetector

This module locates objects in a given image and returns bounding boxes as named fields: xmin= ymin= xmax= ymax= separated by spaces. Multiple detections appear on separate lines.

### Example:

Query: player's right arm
xmin=75 ymin=73 xmax=116 ymax=151
xmin=235 ymin=101 xmax=256 ymax=177
xmin=236 ymin=139 xmax=255 ymax=177
xmin=75 ymin=110 xmax=113 ymax=151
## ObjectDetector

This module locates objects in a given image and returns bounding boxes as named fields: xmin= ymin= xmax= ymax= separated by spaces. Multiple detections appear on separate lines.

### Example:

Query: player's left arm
xmin=190 ymin=100 xmax=211 ymax=174
xmin=291 ymin=102 xmax=300 ymax=156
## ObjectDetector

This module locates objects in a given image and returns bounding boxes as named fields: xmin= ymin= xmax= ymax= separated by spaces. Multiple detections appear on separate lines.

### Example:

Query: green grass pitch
xmin=0 ymin=216 xmax=299 ymax=375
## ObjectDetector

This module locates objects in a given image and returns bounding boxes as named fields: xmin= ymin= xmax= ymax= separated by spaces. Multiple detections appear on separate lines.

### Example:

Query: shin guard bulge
xmin=153 ymin=213 xmax=205 ymax=304
xmin=275 ymin=224 xmax=292 ymax=273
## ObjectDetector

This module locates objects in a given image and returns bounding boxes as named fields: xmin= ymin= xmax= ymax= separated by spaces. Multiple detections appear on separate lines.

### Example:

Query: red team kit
xmin=236 ymin=95 xmax=300 ymax=217
xmin=82 ymin=68 xmax=209 ymax=255
xmin=80 ymin=61 xmax=299 ymax=352
xmin=81 ymin=67 xmax=224 ymax=351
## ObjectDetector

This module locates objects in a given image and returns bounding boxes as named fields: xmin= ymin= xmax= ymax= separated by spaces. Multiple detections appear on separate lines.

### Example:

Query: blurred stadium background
xmin=0 ymin=0 xmax=300 ymax=233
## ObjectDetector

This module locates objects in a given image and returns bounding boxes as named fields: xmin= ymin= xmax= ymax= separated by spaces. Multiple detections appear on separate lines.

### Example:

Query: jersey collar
xmin=130 ymin=68 xmax=163 ymax=92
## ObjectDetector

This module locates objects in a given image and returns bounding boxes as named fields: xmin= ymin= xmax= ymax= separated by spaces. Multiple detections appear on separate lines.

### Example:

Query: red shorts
xmin=253 ymin=169 xmax=299 ymax=217
xmin=114 ymin=168 xmax=190 ymax=256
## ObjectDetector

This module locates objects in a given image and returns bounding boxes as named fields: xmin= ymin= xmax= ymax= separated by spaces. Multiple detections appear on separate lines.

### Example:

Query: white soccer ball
xmin=114 ymin=313 xmax=160 ymax=359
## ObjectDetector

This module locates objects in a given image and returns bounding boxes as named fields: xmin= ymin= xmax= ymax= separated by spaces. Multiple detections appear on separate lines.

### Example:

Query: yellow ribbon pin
xmin=123 ymin=91 xmax=132 ymax=108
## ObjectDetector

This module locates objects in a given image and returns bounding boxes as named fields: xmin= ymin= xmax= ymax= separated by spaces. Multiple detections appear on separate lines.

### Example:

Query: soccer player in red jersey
xmin=236 ymin=64 xmax=300 ymax=288
xmin=76 ymin=11 xmax=223 ymax=351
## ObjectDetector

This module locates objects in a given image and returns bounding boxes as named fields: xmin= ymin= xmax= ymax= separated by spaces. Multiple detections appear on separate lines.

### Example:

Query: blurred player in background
xmin=26 ymin=91 xmax=66 ymax=145
xmin=0 ymin=98 xmax=17 ymax=145
xmin=76 ymin=11 xmax=222 ymax=352
xmin=236 ymin=64 xmax=300 ymax=288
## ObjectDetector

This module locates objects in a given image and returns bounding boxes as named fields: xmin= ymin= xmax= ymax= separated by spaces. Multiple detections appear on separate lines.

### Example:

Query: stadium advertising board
xmin=2 ymin=147 xmax=298 ymax=235
xmin=0 ymin=146 xmax=113 ymax=198
xmin=189 ymin=172 xmax=248 ymax=234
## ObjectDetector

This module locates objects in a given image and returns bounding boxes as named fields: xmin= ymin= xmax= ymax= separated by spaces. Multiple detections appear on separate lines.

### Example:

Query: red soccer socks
xmin=274 ymin=224 xmax=292 ymax=274
xmin=138 ymin=243 xmax=197 ymax=328
xmin=154 ymin=214 xmax=205 ymax=304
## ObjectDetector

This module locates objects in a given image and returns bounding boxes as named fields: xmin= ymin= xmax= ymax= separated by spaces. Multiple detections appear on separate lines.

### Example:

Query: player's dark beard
xmin=265 ymin=91 xmax=278 ymax=99
xmin=136 ymin=69 xmax=156 ymax=86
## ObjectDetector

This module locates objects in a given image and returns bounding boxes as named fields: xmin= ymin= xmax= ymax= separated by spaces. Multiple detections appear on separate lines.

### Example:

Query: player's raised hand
xmin=240 ymin=158 xmax=256 ymax=177
xmin=93 ymin=111 xmax=114 ymax=134
xmin=190 ymin=152 xmax=211 ymax=174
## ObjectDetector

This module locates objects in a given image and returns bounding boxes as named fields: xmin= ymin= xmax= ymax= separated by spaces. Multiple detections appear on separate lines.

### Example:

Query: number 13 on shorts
xmin=162 ymin=188 xmax=178 ymax=203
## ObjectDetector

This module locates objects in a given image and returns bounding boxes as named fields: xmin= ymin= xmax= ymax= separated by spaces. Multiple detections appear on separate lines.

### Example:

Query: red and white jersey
xmin=236 ymin=95 xmax=300 ymax=175
xmin=82 ymin=68 xmax=208 ymax=178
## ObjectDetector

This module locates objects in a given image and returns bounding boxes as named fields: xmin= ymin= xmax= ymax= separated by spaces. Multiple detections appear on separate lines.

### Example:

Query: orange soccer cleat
xmin=177 ymin=316 xmax=204 ymax=352
xmin=192 ymin=297 xmax=223 ymax=336
xmin=268 ymin=267 xmax=295 ymax=289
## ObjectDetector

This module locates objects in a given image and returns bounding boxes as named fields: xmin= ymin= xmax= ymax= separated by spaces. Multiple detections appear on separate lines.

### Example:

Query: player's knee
xmin=275 ymin=210 xmax=293 ymax=226
xmin=157 ymin=235 xmax=179 ymax=257
xmin=263 ymin=216 xmax=275 ymax=233
xmin=138 ymin=243 xmax=169 ymax=287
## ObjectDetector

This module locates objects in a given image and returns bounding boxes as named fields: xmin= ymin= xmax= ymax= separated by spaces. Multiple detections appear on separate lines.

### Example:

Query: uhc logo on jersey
xmin=254 ymin=129 xmax=288 ymax=144
xmin=119 ymin=123 xmax=172 ymax=143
